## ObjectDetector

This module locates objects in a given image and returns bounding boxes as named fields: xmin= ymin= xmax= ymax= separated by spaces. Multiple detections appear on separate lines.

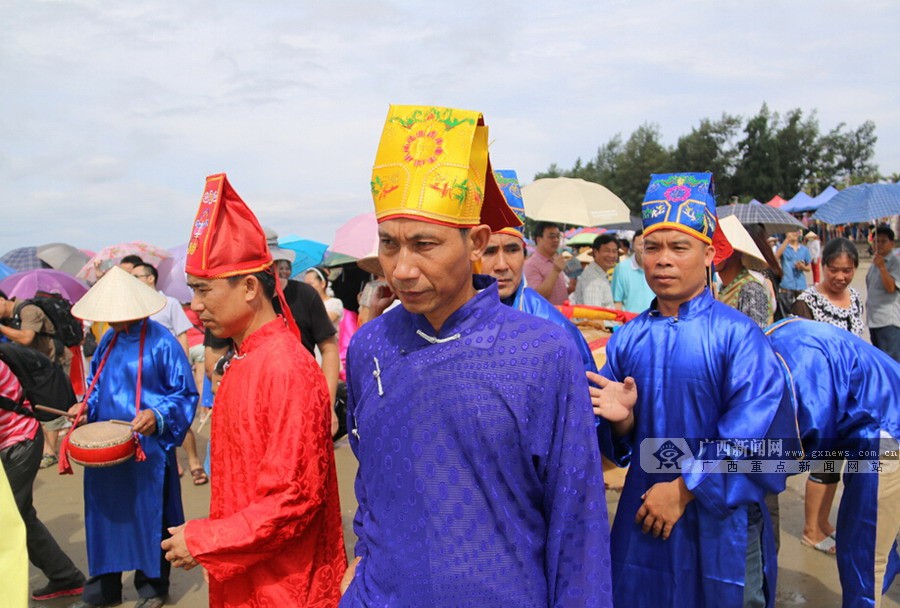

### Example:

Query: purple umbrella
xmin=0 ymin=269 xmax=89 ymax=303
xmin=156 ymin=244 xmax=192 ymax=304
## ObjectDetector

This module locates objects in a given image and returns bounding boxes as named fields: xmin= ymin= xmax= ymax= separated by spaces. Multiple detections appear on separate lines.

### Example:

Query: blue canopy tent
xmin=809 ymin=185 xmax=839 ymax=210
xmin=780 ymin=191 xmax=816 ymax=213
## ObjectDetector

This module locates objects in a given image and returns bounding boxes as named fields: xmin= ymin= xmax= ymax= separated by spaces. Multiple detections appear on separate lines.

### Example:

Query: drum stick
xmin=108 ymin=419 xmax=135 ymax=427
xmin=33 ymin=405 xmax=75 ymax=418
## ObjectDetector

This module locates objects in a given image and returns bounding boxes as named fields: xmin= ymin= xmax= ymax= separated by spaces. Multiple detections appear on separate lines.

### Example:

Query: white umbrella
xmin=521 ymin=177 xmax=631 ymax=227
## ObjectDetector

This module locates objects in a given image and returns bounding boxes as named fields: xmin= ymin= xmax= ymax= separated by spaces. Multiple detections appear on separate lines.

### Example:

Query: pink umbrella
xmin=0 ymin=269 xmax=89 ymax=303
xmin=329 ymin=212 xmax=379 ymax=260
xmin=77 ymin=241 xmax=171 ymax=283
xmin=156 ymin=244 xmax=192 ymax=303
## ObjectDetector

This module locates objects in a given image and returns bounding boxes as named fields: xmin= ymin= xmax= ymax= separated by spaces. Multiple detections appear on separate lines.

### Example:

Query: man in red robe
xmin=162 ymin=173 xmax=346 ymax=607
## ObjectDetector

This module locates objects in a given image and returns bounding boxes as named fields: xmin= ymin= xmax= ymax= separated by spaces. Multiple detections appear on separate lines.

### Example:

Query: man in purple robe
xmin=339 ymin=105 xmax=612 ymax=607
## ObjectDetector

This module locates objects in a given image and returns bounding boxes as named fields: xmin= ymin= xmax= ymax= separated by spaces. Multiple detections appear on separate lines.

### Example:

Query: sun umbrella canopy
xmin=78 ymin=241 xmax=172 ymax=284
xmin=0 ymin=262 xmax=16 ymax=280
xmin=813 ymin=183 xmax=900 ymax=225
xmin=564 ymin=227 xmax=608 ymax=247
xmin=522 ymin=177 xmax=631 ymax=227
xmin=0 ymin=247 xmax=47 ymax=272
xmin=156 ymin=244 xmax=192 ymax=304
xmin=36 ymin=242 xmax=90 ymax=277
xmin=766 ymin=195 xmax=787 ymax=208
xmin=716 ymin=203 xmax=805 ymax=235
xmin=330 ymin=212 xmax=379 ymax=261
xmin=279 ymin=239 xmax=328 ymax=276
xmin=0 ymin=269 xmax=89 ymax=303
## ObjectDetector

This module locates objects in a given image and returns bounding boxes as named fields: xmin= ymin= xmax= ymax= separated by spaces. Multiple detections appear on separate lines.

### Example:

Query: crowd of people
xmin=1 ymin=104 xmax=898 ymax=608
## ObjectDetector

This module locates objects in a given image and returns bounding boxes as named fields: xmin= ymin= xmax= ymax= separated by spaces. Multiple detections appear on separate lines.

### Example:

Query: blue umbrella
xmin=0 ymin=262 xmax=16 ymax=280
xmin=279 ymin=239 xmax=328 ymax=276
xmin=813 ymin=183 xmax=900 ymax=225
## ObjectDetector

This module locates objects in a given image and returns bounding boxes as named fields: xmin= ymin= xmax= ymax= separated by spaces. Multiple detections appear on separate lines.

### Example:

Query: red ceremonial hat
xmin=184 ymin=173 xmax=273 ymax=279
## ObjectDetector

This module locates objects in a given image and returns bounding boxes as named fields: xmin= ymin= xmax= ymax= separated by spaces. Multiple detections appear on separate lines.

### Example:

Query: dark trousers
xmin=82 ymin=457 xmax=173 ymax=605
xmin=870 ymin=325 xmax=900 ymax=364
xmin=0 ymin=433 xmax=84 ymax=587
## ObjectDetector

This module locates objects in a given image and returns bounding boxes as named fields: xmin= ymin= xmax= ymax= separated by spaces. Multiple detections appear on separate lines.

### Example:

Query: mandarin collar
xmin=113 ymin=319 xmax=146 ymax=341
xmin=408 ymin=274 xmax=501 ymax=342
xmin=236 ymin=317 xmax=288 ymax=356
xmin=648 ymin=286 xmax=714 ymax=321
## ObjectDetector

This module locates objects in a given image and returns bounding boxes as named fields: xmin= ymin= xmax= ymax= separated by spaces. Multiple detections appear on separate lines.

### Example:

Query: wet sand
xmin=29 ymin=257 xmax=899 ymax=607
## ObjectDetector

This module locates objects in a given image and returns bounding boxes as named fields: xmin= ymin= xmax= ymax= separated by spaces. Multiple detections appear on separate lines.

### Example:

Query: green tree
xmin=614 ymin=124 xmax=672 ymax=213
xmin=817 ymin=120 xmax=879 ymax=187
xmin=671 ymin=113 xmax=741 ymax=201
xmin=732 ymin=104 xmax=784 ymax=199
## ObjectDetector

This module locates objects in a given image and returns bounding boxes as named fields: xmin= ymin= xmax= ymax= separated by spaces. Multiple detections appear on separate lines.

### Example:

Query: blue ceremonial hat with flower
xmin=641 ymin=172 xmax=719 ymax=244
xmin=493 ymin=169 xmax=526 ymax=239
xmin=641 ymin=172 xmax=733 ymax=264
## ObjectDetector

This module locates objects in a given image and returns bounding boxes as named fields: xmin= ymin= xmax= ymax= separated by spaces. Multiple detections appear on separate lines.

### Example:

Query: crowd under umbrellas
xmin=2 ymin=169 xmax=900 ymax=607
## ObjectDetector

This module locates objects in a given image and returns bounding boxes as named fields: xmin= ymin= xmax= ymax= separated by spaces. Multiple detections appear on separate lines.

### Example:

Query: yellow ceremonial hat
xmin=370 ymin=105 xmax=522 ymax=231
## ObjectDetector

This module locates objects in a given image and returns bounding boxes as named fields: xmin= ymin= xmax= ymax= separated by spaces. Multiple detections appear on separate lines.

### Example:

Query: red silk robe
xmin=184 ymin=318 xmax=346 ymax=607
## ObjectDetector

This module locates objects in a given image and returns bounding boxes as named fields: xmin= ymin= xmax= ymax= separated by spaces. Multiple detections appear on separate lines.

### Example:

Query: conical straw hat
xmin=717 ymin=215 xmax=767 ymax=270
xmin=72 ymin=266 xmax=167 ymax=322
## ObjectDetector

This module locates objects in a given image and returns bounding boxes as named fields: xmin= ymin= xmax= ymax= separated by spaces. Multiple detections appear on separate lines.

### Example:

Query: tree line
xmin=536 ymin=103 xmax=887 ymax=215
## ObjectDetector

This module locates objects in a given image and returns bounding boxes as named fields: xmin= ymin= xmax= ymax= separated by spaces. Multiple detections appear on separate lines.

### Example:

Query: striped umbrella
xmin=717 ymin=203 xmax=805 ymax=235
xmin=0 ymin=246 xmax=47 ymax=272
xmin=812 ymin=183 xmax=900 ymax=225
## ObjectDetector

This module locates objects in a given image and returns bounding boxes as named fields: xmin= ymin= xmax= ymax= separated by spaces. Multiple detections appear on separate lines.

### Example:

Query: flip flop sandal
xmin=801 ymin=534 xmax=836 ymax=555
xmin=191 ymin=468 xmax=209 ymax=486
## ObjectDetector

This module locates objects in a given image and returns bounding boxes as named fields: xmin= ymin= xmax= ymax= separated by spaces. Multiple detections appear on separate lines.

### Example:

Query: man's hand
xmin=874 ymin=252 xmax=887 ymax=270
xmin=587 ymin=371 xmax=637 ymax=420
xmin=162 ymin=524 xmax=199 ymax=570
xmin=67 ymin=402 xmax=87 ymax=425
xmin=131 ymin=409 xmax=157 ymax=436
xmin=551 ymin=253 xmax=567 ymax=273
xmin=635 ymin=478 xmax=694 ymax=540
xmin=341 ymin=556 xmax=362 ymax=595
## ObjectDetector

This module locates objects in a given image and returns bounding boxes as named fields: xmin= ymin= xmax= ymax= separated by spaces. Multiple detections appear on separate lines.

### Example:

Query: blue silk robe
xmin=767 ymin=318 xmax=900 ymax=607
xmin=599 ymin=288 xmax=798 ymax=607
xmin=84 ymin=320 xmax=197 ymax=577
xmin=342 ymin=276 xmax=613 ymax=608
xmin=505 ymin=282 xmax=598 ymax=376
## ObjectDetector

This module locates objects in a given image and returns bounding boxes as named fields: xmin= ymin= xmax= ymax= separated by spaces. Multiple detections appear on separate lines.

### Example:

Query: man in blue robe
xmin=591 ymin=173 xmax=799 ymax=607
xmin=483 ymin=169 xmax=597 ymax=374
xmin=64 ymin=267 xmax=197 ymax=608
xmin=340 ymin=105 xmax=613 ymax=607
xmin=766 ymin=317 xmax=900 ymax=607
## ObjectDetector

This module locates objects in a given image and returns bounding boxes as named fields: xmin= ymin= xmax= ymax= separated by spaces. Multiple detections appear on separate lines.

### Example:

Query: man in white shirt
xmin=573 ymin=234 xmax=618 ymax=307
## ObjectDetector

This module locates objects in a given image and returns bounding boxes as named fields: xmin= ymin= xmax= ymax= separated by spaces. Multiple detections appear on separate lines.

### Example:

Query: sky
xmin=1 ymin=0 xmax=897 ymax=256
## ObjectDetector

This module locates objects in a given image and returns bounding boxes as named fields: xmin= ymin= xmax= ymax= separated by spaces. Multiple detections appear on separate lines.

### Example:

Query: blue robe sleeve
xmin=140 ymin=333 xmax=198 ymax=451
xmin=682 ymin=325 xmax=796 ymax=519
xmin=533 ymin=339 xmax=612 ymax=607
